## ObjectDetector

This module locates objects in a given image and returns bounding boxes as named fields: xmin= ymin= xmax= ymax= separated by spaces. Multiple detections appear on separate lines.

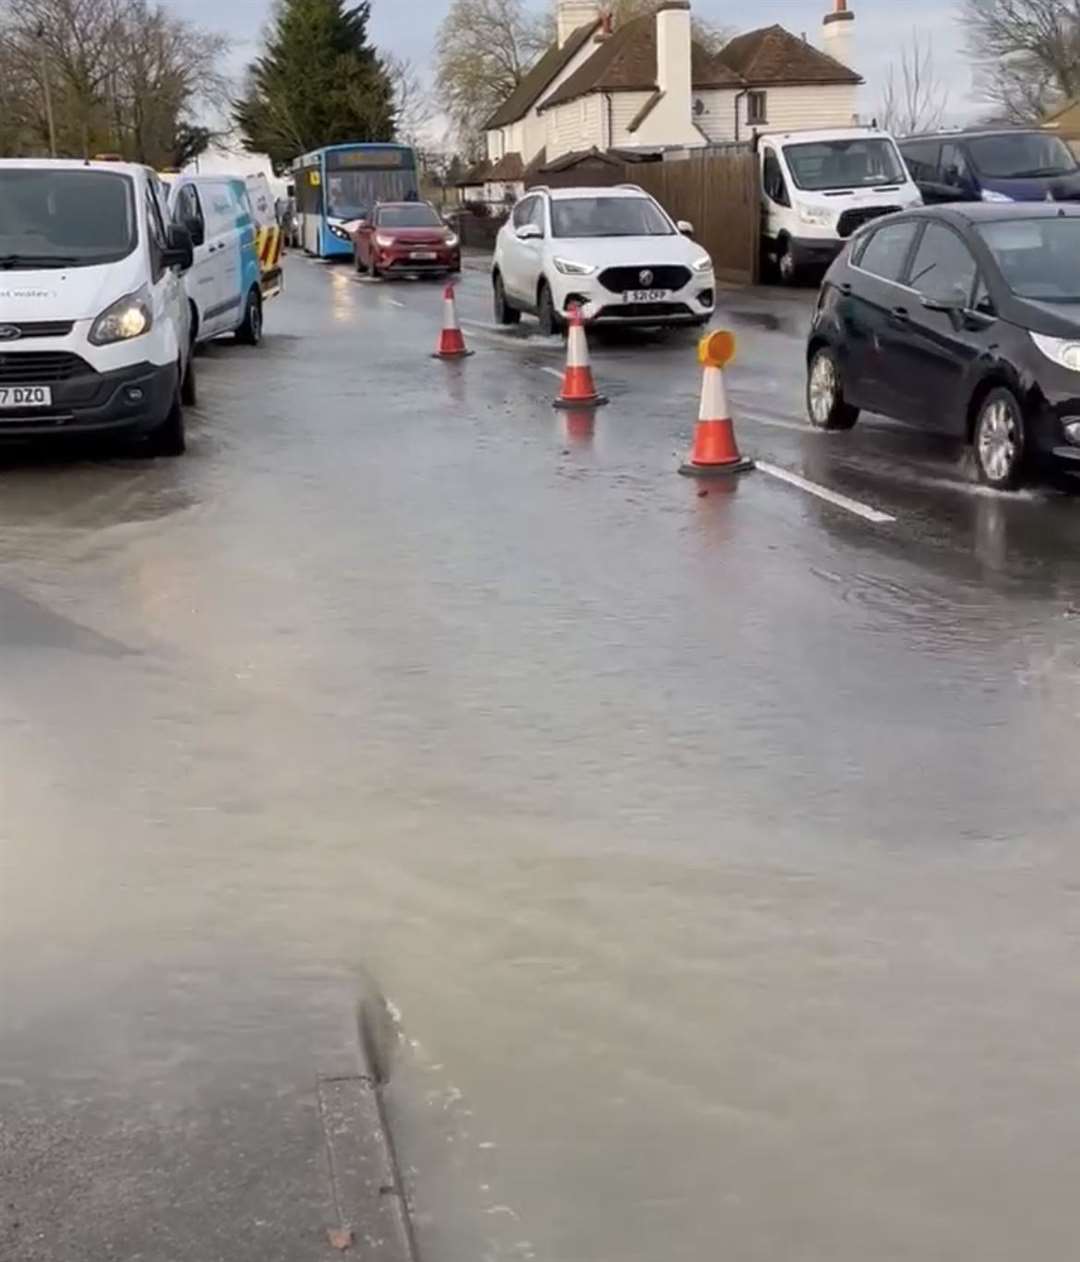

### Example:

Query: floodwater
xmin=3 ymin=259 xmax=1080 ymax=1260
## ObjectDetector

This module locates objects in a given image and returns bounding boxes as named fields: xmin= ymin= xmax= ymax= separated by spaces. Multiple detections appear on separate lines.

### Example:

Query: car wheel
xmin=493 ymin=272 xmax=521 ymax=325
xmin=236 ymin=287 xmax=263 ymax=346
xmin=149 ymin=382 xmax=186 ymax=457
xmin=973 ymin=386 xmax=1026 ymax=489
xmin=180 ymin=352 xmax=197 ymax=407
xmin=537 ymin=281 xmax=560 ymax=337
xmin=807 ymin=344 xmax=859 ymax=430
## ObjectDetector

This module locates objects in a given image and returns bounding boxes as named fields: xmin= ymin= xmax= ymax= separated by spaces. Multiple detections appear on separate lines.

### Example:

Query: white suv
xmin=492 ymin=185 xmax=715 ymax=334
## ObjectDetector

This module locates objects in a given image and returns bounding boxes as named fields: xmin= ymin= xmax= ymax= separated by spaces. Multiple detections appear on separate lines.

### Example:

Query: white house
xmin=473 ymin=0 xmax=862 ymax=202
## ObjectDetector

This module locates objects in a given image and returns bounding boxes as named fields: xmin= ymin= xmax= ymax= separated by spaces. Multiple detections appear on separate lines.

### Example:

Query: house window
xmin=747 ymin=91 xmax=768 ymax=125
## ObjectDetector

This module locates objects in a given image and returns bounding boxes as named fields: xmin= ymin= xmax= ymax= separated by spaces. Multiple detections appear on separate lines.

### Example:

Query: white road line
xmin=738 ymin=409 xmax=816 ymax=436
xmin=540 ymin=367 xmax=564 ymax=380
xmin=755 ymin=460 xmax=897 ymax=525
xmin=388 ymin=299 xmax=406 ymax=308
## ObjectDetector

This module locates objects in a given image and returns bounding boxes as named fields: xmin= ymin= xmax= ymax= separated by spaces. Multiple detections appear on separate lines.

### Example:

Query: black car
xmin=806 ymin=203 xmax=1080 ymax=488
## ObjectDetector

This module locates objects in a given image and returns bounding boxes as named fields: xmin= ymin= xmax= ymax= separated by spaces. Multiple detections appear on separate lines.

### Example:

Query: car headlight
xmin=444 ymin=233 xmax=460 ymax=249
xmin=329 ymin=223 xmax=351 ymax=240
xmin=798 ymin=205 xmax=833 ymax=227
xmin=1031 ymin=331 xmax=1080 ymax=371
xmin=374 ymin=233 xmax=395 ymax=248
xmin=89 ymin=288 xmax=153 ymax=346
xmin=691 ymin=255 xmax=713 ymax=273
xmin=981 ymin=189 xmax=1014 ymax=203
xmin=553 ymin=257 xmax=597 ymax=276
xmin=1064 ymin=420 xmax=1080 ymax=446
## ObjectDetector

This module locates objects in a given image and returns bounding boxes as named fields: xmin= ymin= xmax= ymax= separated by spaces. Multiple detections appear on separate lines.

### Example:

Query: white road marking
xmin=737 ymin=409 xmax=816 ymax=436
xmin=388 ymin=299 xmax=406 ymax=308
xmin=755 ymin=460 xmax=896 ymax=525
xmin=540 ymin=367 xmax=564 ymax=380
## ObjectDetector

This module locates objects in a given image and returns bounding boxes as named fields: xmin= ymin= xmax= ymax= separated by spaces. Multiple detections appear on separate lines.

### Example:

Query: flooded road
xmin=4 ymin=257 xmax=1080 ymax=1260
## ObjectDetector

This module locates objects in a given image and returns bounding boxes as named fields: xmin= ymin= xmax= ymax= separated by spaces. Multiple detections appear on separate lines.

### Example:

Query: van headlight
xmin=691 ymin=255 xmax=713 ymax=272
xmin=981 ymin=189 xmax=1014 ymax=203
xmin=89 ymin=288 xmax=153 ymax=346
xmin=798 ymin=205 xmax=833 ymax=228
xmin=553 ymin=257 xmax=597 ymax=275
xmin=1031 ymin=331 xmax=1080 ymax=371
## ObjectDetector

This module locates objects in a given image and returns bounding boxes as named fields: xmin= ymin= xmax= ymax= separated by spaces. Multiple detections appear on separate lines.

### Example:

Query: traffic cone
xmin=562 ymin=408 xmax=596 ymax=444
xmin=679 ymin=330 xmax=754 ymax=478
xmin=553 ymin=305 xmax=607 ymax=409
xmin=433 ymin=283 xmax=473 ymax=359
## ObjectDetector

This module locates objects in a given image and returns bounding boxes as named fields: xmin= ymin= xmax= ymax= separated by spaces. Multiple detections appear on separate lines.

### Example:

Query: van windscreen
xmin=782 ymin=139 xmax=907 ymax=191
xmin=0 ymin=169 xmax=136 ymax=269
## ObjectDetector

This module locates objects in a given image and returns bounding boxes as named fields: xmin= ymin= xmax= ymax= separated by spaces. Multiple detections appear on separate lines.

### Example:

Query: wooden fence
xmin=528 ymin=151 xmax=761 ymax=285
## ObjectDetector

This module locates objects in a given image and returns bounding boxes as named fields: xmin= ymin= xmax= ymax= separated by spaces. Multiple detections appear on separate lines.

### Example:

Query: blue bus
xmin=292 ymin=143 xmax=419 ymax=258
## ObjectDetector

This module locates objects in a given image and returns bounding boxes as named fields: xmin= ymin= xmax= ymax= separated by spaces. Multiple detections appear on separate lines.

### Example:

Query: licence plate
xmin=624 ymin=289 xmax=670 ymax=304
xmin=0 ymin=386 xmax=52 ymax=408
xmin=410 ymin=251 xmax=437 ymax=261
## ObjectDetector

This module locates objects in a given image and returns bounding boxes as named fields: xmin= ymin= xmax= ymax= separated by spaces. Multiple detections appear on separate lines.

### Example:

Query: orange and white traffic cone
xmin=433 ymin=283 xmax=474 ymax=359
xmin=553 ymin=305 xmax=607 ymax=409
xmin=679 ymin=330 xmax=754 ymax=477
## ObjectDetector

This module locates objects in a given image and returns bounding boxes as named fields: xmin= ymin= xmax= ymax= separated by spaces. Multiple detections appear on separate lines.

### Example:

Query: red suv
xmin=351 ymin=201 xmax=461 ymax=279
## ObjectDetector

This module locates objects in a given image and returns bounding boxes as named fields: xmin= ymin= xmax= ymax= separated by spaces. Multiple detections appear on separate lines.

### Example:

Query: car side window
xmin=762 ymin=150 xmax=790 ymax=207
xmin=176 ymin=185 xmax=205 ymax=240
xmin=940 ymin=143 xmax=971 ymax=189
xmin=908 ymin=222 xmax=979 ymax=304
xmin=144 ymin=183 xmax=168 ymax=281
xmin=512 ymin=197 xmax=535 ymax=229
xmin=856 ymin=221 xmax=919 ymax=284
xmin=901 ymin=141 xmax=941 ymax=183
xmin=527 ymin=197 xmax=546 ymax=235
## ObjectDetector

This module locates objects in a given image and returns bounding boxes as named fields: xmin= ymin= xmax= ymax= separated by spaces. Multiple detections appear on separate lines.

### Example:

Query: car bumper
xmin=376 ymin=248 xmax=461 ymax=274
xmin=555 ymin=276 xmax=716 ymax=326
xmin=0 ymin=360 xmax=176 ymax=440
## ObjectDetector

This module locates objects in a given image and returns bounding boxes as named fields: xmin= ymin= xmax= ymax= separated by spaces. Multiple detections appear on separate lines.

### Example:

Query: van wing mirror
xmin=516 ymin=223 xmax=543 ymax=241
xmin=921 ymin=286 xmax=968 ymax=314
xmin=184 ymin=216 xmax=205 ymax=248
xmin=677 ymin=219 xmax=695 ymax=237
xmin=164 ymin=224 xmax=194 ymax=273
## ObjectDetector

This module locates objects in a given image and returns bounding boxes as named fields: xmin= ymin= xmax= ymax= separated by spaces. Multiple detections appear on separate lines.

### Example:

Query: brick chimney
xmin=557 ymin=0 xmax=601 ymax=47
xmin=822 ymin=0 xmax=855 ymax=69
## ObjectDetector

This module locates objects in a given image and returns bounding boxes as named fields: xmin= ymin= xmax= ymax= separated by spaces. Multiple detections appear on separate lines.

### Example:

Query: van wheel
xmin=150 ymin=383 xmax=186 ymax=457
xmin=777 ymin=239 xmax=800 ymax=286
xmin=181 ymin=353 xmax=197 ymax=407
xmin=493 ymin=271 xmax=520 ymax=325
xmin=236 ymin=288 xmax=263 ymax=346
xmin=973 ymin=386 xmax=1026 ymax=489
xmin=807 ymin=345 xmax=859 ymax=430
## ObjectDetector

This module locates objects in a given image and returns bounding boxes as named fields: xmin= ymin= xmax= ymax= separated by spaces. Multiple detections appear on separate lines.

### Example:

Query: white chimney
xmin=557 ymin=0 xmax=601 ymax=47
xmin=656 ymin=1 xmax=692 ymax=117
xmin=822 ymin=0 xmax=855 ymax=69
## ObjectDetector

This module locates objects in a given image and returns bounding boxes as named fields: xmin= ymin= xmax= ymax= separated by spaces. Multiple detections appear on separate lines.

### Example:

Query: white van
xmin=167 ymin=175 xmax=264 ymax=347
xmin=756 ymin=127 xmax=922 ymax=283
xmin=0 ymin=159 xmax=194 ymax=454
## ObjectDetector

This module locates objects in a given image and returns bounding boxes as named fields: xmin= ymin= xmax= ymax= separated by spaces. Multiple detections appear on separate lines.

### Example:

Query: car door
xmin=517 ymin=196 xmax=547 ymax=305
xmin=760 ymin=144 xmax=792 ymax=246
xmin=893 ymin=221 xmax=991 ymax=434
xmin=845 ymin=218 xmax=922 ymax=417
xmin=930 ymin=142 xmax=979 ymax=205
xmin=502 ymin=195 xmax=541 ymax=303
xmin=899 ymin=140 xmax=941 ymax=202
xmin=174 ymin=183 xmax=219 ymax=338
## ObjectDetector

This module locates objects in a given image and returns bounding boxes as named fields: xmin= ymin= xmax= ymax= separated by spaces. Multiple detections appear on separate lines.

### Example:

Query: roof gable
xmin=717 ymin=24 xmax=861 ymax=86
xmin=485 ymin=18 xmax=602 ymax=130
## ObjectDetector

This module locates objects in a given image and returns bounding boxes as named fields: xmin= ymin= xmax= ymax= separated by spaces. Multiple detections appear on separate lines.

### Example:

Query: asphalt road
xmin=3 ymin=254 xmax=1080 ymax=1261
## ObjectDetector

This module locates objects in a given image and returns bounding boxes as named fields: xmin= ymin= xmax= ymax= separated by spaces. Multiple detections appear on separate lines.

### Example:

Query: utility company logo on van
xmin=0 ymin=288 xmax=57 ymax=300
xmin=0 ymin=325 xmax=22 ymax=341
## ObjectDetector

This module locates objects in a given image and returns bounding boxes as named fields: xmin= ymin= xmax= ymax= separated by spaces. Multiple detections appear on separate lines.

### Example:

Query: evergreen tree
xmin=235 ymin=0 xmax=395 ymax=170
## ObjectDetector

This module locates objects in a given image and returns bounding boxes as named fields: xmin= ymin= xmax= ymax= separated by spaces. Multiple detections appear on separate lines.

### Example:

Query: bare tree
xmin=961 ymin=0 xmax=1080 ymax=121
xmin=878 ymin=29 xmax=950 ymax=136
xmin=385 ymin=55 xmax=434 ymax=147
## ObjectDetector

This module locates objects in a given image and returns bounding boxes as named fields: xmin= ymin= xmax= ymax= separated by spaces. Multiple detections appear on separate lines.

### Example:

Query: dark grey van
xmin=899 ymin=129 xmax=1080 ymax=205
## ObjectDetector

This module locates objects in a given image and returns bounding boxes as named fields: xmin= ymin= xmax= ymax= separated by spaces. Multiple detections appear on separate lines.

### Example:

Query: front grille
xmin=837 ymin=206 xmax=901 ymax=238
xmin=599 ymin=265 xmax=692 ymax=294
xmin=0 ymin=352 xmax=95 ymax=384
xmin=599 ymin=302 xmax=693 ymax=320
xmin=0 ymin=321 xmax=74 ymax=339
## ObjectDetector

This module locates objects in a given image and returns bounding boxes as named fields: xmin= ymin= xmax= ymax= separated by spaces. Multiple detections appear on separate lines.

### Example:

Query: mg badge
xmin=639 ymin=269 xmax=654 ymax=287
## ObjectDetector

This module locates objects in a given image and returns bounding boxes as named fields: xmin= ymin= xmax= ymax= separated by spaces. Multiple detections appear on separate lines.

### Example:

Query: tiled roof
xmin=717 ymin=24 xmax=861 ymax=86
xmin=485 ymin=18 xmax=603 ymax=130
xmin=489 ymin=152 xmax=525 ymax=180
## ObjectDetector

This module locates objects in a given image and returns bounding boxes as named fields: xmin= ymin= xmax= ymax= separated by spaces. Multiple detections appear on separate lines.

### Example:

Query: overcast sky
xmin=174 ymin=0 xmax=977 ymax=127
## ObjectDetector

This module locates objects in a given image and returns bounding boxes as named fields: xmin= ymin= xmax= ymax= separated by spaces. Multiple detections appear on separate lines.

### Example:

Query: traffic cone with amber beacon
xmin=679 ymin=330 xmax=754 ymax=477
xmin=433 ymin=283 xmax=473 ymax=359
xmin=553 ymin=305 xmax=607 ymax=409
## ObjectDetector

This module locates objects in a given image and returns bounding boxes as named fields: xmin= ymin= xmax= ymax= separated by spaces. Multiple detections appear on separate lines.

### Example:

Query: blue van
xmin=167 ymin=176 xmax=265 ymax=347
xmin=899 ymin=129 xmax=1080 ymax=205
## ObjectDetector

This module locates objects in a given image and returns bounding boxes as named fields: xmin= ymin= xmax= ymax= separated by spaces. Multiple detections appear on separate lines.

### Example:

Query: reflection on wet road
xmin=3 ymin=257 xmax=1080 ymax=1261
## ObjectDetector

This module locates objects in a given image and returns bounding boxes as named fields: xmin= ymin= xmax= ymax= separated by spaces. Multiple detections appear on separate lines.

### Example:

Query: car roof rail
xmin=530 ymin=184 xmax=551 ymax=194
xmin=617 ymin=183 xmax=645 ymax=192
